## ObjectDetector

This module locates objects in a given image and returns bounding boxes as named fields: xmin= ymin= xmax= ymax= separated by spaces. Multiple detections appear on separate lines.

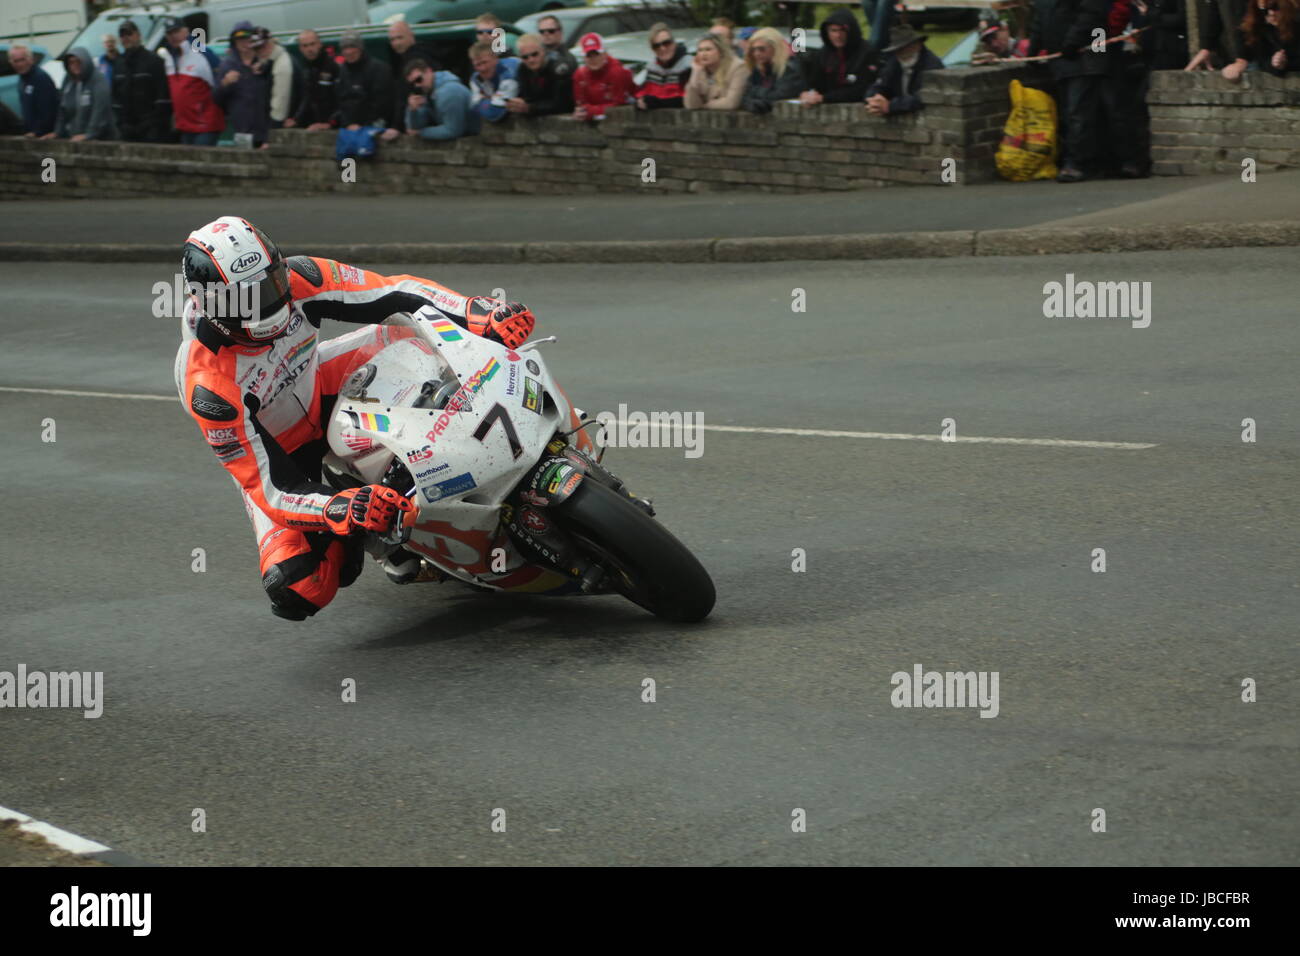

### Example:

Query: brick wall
xmin=1149 ymin=71 xmax=1300 ymax=175
xmin=0 ymin=63 xmax=1037 ymax=199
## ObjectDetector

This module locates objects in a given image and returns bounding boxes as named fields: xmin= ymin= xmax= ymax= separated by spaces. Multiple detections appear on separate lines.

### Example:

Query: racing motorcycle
xmin=319 ymin=308 xmax=715 ymax=623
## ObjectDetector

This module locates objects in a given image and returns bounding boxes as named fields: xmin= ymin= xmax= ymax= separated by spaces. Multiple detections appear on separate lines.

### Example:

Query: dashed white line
xmin=0 ymin=385 xmax=175 ymax=402
xmin=0 ymin=386 xmax=1158 ymax=449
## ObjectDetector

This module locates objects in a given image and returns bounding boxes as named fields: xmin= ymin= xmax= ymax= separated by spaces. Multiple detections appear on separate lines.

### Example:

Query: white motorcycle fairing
xmin=321 ymin=309 xmax=593 ymax=594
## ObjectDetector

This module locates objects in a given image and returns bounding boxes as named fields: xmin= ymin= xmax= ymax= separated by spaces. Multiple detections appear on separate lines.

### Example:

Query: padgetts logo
xmin=1042 ymin=273 xmax=1152 ymax=328
xmin=0 ymin=665 xmax=103 ymax=718
xmin=50 ymin=886 xmax=151 ymax=936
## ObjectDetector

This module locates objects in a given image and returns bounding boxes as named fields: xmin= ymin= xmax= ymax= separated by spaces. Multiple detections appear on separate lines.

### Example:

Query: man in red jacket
xmin=572 ymin=33 xmax=634 ymax=120
xmin=161 ymin=17 xmax=225 ymax=145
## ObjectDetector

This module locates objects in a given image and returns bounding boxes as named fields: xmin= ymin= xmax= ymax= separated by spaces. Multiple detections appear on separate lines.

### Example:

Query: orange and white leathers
xmin=173 ymin=255 xmax=507 ymax=616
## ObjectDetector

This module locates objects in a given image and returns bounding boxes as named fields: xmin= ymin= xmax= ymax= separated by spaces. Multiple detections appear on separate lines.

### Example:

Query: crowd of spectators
xmin=8 ymin=3 xmax=1300 ymax=182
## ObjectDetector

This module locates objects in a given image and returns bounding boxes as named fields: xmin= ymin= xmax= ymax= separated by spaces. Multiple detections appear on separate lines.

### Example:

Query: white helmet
xmin=181 ymin=216 xmax=293 ymax=345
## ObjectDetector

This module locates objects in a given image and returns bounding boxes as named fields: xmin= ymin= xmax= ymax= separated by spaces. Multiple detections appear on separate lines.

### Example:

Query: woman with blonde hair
xmin=740 ymin=27 xmax=803 ymax=114
xmin=684 ymin=34 xmax=745 ymax=110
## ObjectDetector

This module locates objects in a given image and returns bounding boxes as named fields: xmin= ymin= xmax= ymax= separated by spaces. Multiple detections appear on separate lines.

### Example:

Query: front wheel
xmin=554 ymin=480 xmax=715 ymax=623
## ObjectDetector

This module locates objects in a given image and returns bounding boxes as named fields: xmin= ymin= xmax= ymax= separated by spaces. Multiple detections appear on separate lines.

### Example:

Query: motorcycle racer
xmin=173 ymin=215 xmax=535 ymax=621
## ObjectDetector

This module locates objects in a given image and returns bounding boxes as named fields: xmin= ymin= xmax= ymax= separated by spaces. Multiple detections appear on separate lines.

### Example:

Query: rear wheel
xmin=554 ymin=480 xmax=715 ymax=623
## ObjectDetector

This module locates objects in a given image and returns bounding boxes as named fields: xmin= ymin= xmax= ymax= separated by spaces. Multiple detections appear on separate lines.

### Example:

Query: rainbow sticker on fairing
xmin=430 ymin=318 xmax=463 ymax=342
xmin=346 ymin=410 xmax=390 ymax=432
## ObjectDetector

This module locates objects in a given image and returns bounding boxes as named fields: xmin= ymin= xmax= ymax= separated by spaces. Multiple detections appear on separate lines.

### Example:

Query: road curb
xmin=0 ymin=221 xmax=1296 ymax=264
xmin=0 ymin=804 xmax=154 ymax=867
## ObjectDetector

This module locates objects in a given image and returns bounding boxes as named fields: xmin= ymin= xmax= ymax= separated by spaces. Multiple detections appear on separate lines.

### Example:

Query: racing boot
xmin=381 ymin=547 xmax=445 ymax=585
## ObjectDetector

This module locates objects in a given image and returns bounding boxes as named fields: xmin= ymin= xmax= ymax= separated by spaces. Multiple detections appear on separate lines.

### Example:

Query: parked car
xmin=369 ymin=0 xmax=585 ymax=26
xmin=516 ymin=3 xmax=694 ymax=46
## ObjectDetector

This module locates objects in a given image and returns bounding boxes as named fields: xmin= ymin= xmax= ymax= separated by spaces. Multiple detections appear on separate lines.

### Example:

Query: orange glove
xmin=467 ymin=297 xmax=535 ymax=350
xmin=324 ymin=485 xmax=415 ymax=536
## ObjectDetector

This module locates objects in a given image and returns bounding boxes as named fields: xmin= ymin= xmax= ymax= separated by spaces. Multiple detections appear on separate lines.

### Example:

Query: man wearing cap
xmin=162 ymin=18 xmax=226 ymax=146
xmin=335 ymin=30 xmax=394 ymax=130
xmin=572 ymin=33 xmax=635 ymax=120
xmin=112 ymin=19 xmax=171 ymax=141
xmin=971 ymin=21 xmax=1029 ymax=64
xmin=252 ymin=27 xmax=300 ymax=130
xmin=213 ymin=20 xmax=271 ymax=147
xmin=864 ymin=24 xmax=944 ymax=116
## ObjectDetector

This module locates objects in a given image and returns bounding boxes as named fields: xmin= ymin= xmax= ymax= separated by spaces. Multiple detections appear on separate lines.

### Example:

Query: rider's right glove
xmin=324 ymin=485 xmax=415 ymax=536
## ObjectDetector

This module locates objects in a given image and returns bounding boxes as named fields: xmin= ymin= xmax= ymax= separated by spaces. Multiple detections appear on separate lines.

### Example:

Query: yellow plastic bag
xmin=996 ymin=79 xmax=1058 ymax=182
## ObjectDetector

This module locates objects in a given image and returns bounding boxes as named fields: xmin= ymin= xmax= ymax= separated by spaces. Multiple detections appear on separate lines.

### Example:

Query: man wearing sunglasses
xmin=636 ymin=23 xmax=692 ymax=110
xmin=537 ymin=15 xmax=578 ymax=76
xmin=508 ymin=33 xmax=575 ymax=116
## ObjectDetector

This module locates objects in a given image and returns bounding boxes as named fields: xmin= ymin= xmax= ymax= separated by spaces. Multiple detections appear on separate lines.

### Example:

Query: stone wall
xmin=1149 ymin=71 xmax=1300 ymax=175
xmin=0 ymin=63 xmax=1034 ymax=199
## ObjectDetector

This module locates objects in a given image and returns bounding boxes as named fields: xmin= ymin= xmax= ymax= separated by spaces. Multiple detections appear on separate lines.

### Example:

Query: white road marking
xmin=0 ymin=386 xmax=1158 ymax=449
xmin=0 ymin=804 xmax=110 ymax=855
xmin=604 ymin=419 xmax=1158 ymax=450
xmin=0 ymin=385 xmax=174 ymax=402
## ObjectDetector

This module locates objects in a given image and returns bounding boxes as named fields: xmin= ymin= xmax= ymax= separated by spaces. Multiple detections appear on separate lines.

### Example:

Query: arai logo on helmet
xmin=230 ymin=252 xmax=264 ymax=274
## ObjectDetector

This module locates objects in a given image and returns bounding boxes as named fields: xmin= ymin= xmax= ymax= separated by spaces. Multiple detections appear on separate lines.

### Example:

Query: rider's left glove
xmin=324 ymin=484 xmax=415 ymax=536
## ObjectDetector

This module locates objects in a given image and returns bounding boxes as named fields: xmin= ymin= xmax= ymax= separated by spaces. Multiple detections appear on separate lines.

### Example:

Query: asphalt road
xmin=0 ymin=250 xmax=1296 ymax=865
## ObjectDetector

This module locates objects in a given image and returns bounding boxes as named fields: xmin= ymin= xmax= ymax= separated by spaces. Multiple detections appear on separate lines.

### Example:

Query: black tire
xmin=553 ymin=479 xmax=715 ymax=623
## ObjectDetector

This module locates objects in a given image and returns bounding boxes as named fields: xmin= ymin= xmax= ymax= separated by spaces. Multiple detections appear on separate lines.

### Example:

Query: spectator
xmin=1222 ymin=0 xmax=1300 ymax=79
xmin=799 ymin=9 xmax=879 ymax=106
xmin=685 ymin=34 xmax=746 ymax=110
xmin=388 ymin=19 xmax=441 ymax=130
xmin=537 ymin=14 xmax=578 ymax=76
xmin=402 ymin=58 xmax=478 ymax=140
xmin=253 ymin=28 xmax=300 ymax=129
xmin=161 ymin=18 xmax=225 ymax=146
xmin=636 ymin=23 xmax=692 ymax=110
xmin=213 ymin=21 xmax=271 ymax=148
xmin=1187 ymin=0 xmax=1250 ymax=70
xmin=1030 ymin=0 xmax=1123 ymax=182
xmin=509 ymin=33 xmax=575 ymax=116
xmin=467 ymin=41 xmax=520 ymax=123
xmin=572 ymin=33 xmax=635 ymax=120
xmin=970 ymin=21 xmax=1030 ymax=64
xmin=287 ymin=30 xmax=339 ymax=130
xmin=10 ymin=44 xmax=59 ymax=137
xmin=474 ymin=13 xmax=513 ymax=55
xmin=335 ymin=30 xmax=394 ymax=130
xmin=710 ymin=17 xmax=745 ymax=58
xmin=740 ymin=26 xmax=804 ymax=113
xmin=864 ymin=24 xmax=944 ymax=115
xmin=1131 ymin=0 xmax=1189 ymax=70
xmin=46 ymin=46 xmax=116 ymax=140
xmin=98 ymin=34 xmax=119 ymax=86
xmin=112 ymin=19 xmax=171 ymax=142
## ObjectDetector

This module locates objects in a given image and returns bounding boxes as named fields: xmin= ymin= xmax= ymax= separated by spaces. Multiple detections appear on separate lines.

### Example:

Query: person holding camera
xmin=213 ymin=20 xmax=271 ymax=148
